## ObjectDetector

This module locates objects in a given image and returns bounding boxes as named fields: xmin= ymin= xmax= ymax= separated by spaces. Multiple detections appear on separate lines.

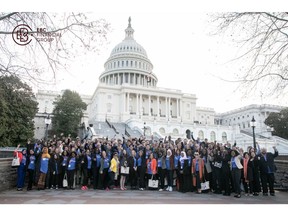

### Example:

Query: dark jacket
xmin=259 ymin=150 xmax=278 ymax=174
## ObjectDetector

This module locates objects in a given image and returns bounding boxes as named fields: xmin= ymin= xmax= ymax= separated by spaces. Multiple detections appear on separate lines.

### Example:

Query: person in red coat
xmin=191 ymin=152 xmax=204 ymax=194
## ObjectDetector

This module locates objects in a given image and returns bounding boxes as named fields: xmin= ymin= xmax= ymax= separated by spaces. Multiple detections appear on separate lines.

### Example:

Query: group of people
xmin=14 ymin=134 xmax=279 ymax=198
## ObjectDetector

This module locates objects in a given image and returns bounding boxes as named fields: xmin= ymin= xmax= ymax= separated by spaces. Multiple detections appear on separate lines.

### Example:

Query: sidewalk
xmin=0 ymin=188 xmax=287 ymax=204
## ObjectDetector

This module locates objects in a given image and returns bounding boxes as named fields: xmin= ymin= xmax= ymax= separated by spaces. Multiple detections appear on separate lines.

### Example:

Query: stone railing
xmin=0 ymin=158 xmax=17 ymax=192
xmin=274 ymin=160 xmax=288 ymax=191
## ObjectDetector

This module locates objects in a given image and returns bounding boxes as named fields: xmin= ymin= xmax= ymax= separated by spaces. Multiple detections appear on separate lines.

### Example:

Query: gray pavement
xmin=0 ymin=187 xmax=288 ymax=204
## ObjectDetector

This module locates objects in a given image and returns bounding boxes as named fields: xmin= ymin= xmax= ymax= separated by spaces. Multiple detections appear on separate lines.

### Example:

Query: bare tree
xmin=0 ymin=12 xmax=110 ymax=86
xmin=211 ymin=12 xmax=288 ymax=98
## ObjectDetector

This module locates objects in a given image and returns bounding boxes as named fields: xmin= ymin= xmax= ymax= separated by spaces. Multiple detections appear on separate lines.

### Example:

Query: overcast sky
xmin=4 ymin=0 xmax=288 ymax=113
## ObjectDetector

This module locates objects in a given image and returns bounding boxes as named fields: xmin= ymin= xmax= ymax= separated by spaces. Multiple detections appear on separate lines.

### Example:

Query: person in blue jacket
xmin=67 ymin=151 xmax=77 ymax=190
xmin=27 ymin=149 xmax=36 ymax=191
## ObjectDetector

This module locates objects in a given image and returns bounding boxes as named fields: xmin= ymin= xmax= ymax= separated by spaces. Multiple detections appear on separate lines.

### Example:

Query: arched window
xmin=159 ymin=128 xmax=165 ymax=135
xmin=173 ymin=128 xmax=179 ymax=135
xmin=198 ymin=130 xmax=204 ymax=141
xmin=210 ymin=131 xmax=216 ymax=142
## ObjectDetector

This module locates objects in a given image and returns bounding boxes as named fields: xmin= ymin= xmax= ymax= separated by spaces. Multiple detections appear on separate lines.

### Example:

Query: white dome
xmin=99 ymin=17 xmax=158 ymax=87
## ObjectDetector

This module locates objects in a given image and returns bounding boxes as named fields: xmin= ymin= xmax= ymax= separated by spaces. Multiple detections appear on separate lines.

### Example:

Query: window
xmin=210 ymin=131 xmax=216 ymax=142
xmin=187 ymin=104 xmax=190 ymax=108
xmin=107 ymin=103 xmax=112 ymax=113
xmin=131 ymin=61 xmax=133 ymax=67
xmin=150 ymin=108 xmax=153 ymax=115
xmin=151 ymin=100 xmax=153 ymax=103
xmin=222 ymin=132 xmax=227 ymax=143
xmin=126 ymin=61 xmax=128 ymax=66
xmin=118 ymin=61 xmax=120 ymax=67
xmin=170 ymin=102 xmax=172 ymax=105
xmin=122 ymin=61 xmax=124 ymax=67
xmin=198 ymin=130 xmax=204 ymax=140
xmin=108 ymin=95 xmax=111 ymax=99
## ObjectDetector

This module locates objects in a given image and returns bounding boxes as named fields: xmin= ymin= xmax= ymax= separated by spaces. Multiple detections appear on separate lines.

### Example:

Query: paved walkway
xmin=0 ymin=188 xmax=287 ymax=204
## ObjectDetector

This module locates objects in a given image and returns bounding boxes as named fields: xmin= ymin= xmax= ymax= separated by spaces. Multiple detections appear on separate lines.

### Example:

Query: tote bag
xmin=11 ymin=152 xmax=20 ymax=168
xmin=63 ymin=173 xmax=68 ymax=187
xmin=148 ymin=175 xmax=159 ymax=188
xmin=121 ymin=166 xmax=130 ymax=174
xmin=201 ymin=181 xmax=210 ymax=191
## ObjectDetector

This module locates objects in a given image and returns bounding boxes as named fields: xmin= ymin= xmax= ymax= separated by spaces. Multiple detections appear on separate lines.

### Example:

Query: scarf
xmin=243 ymin=158 xmax=248 ymax=182
xmin=179 ymin=151 xmax=187 ymax=162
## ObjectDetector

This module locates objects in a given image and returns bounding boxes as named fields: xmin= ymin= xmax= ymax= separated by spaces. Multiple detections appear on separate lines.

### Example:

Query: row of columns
xmin=101 ymin=73 xmax=156 ymax=87
xmin=124 ymin=92 xmax=181 ymax=118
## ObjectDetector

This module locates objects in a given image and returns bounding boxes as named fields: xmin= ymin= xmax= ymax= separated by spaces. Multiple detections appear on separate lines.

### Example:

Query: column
xmin=136 ymin=94 xmax=139 ymax=115
xmin=176 ymin=99 xmax=179 ymax=117
xmin=140 ymin=94 xmax=142 ymax=116
xmin=123 ymin=93 xmax=126 ymax=113
xmin=157 ymin=96 xmax=160 ymax=117
xmin=134 ymin=73 xmax=136 ymax=85
xmin=168 ymin=97 xmax=171 ymax=118
xmin=165 ymin=97 xmax=168 ymax=118
xmin=118 ymin=73 xmax=120 ymax=85
xmin=127 ymin=92 xmax=130 ymax=113
xmin=148 ymin=95 xmax=151 ymax=116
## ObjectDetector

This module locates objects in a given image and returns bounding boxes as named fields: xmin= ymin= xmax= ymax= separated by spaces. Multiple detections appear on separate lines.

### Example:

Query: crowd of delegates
xmin=14 ymin=134 xmax=279 ymax=198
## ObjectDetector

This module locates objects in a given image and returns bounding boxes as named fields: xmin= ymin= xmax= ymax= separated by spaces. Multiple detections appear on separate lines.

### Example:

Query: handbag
xmin=148 ymin=175 xmax=159 ymax=188
xmin=201 ymin=181 xmax=210 ymax=191
xmin=63 ymin=173 xmax=68 ymax=187
xmin=121 ymin=166 xmax=129 ymax=174
xmin=11 ymin=152 xmax=20 ymax=168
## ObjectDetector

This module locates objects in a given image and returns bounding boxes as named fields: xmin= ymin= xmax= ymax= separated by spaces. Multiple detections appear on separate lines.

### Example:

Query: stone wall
xmin=0 ymin=158 xmax=17 ymax=192
xmin=275 ymin=160 xmax=288 ymax=191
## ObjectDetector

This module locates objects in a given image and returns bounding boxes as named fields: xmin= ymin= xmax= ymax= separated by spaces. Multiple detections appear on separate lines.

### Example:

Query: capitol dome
xmin=99 ymin=17 xmax=158 ymax=87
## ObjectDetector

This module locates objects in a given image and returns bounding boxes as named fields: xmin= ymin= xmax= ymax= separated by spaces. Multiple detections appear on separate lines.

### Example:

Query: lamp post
xmin=143 ymin=122 xmax=146 ymax=136
xmin=44 ymin=115 xmax=52 ymax=141
xmin=250 ymin=116 xmax=256 ymax=150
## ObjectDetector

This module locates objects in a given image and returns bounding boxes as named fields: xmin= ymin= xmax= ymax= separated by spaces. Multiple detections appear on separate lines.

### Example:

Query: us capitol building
xmin=34 ymin=18 xmax=288 ymax=153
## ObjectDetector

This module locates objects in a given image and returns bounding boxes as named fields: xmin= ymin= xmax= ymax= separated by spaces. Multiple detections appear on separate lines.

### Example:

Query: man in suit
xmin=259 ymin=146 xmax=278 ymax=196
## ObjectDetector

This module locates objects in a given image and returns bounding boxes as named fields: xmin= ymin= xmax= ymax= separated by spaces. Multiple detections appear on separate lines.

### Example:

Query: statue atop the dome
xmin=128 ymin=16 xmax=131 ymax=27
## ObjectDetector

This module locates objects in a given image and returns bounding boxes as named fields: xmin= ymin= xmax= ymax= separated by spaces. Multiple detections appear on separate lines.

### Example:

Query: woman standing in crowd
xmin=81 ymin=149 xmax=92 ymax=190
xmin=99 ymin=150 xmax=110 ymax=190
xmin=157 ymin=150 xmax=166 ymax=191
xmin=37 ymin=147 xmax=50 ymax=190
xmin=50 ymin=150 xmax=61 ymax=189
xmin=146 ymin=152 xmax=157 ymax=189
xmin=174 ymin=149 xmax=181 ymax=191
xmin=242 ymin=152 xmax=254 ymax=196
xmin=178 ymin=151 xmax=189 ymax=193
xmin=249 ymin=150 xmax=261 ymax=196
xmin=120 ymin=149 xmax=129 ymax=190
xmin=165 ymin=149 xmax=174 ymax=192
xmin=91 ymin=148 xmax=101 ymax=190
xmin=191 ymin=151 xmax=204 ymax=193
xmin=60 ymin=150 xmax=69 ymax=188
xmin=221 ymin=148 xmax=231 ymax=196
xmin=67 ymin=151 xmax=77 ymax=190
xmin=14 ymin=144 xmax=27 ymax=191
xmin=27 ymin=149 xmax=36 ymax=191
xmin=230 ymin=149 xmax=243 ymax=198
xmin=128 ymin=149 xmax=138 ymax=190
xmin=109 ymin=152 xmax=119 ymax=190
xmin=137 ymin=148 xmax=146 ymax=191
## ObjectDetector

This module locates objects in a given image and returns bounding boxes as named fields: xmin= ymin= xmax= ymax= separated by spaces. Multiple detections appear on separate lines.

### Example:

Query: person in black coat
xmin=178 ymin=151 xmax=190 ymax=193
xmin=259 ymin=146 xmax=278 ymax=196
xmin=249 ymin=150 xmax=261 ymax=196
xmin=128 ymin=149 xmax=138 ymax=190
xmin=49 ymin=152 xmax=61 ymax=189
xmin=137 ymin=147 xmax=146 ymax=190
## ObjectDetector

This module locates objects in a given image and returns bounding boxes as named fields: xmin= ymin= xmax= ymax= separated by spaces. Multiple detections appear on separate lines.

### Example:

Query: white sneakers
xmin=165 ymin=186 xmax=173 ymax=192
xmin=159 ymin=188 xmax=163 ymax=191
